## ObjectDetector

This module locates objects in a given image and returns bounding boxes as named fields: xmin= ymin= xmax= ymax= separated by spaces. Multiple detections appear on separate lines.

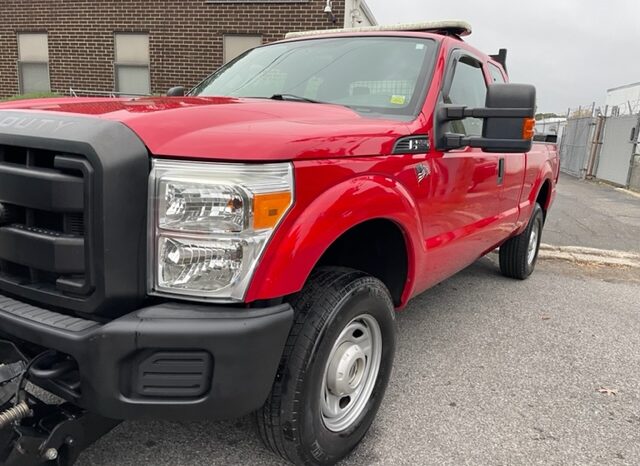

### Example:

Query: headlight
xmin=148 ymin=160 xmax=294 ymax=301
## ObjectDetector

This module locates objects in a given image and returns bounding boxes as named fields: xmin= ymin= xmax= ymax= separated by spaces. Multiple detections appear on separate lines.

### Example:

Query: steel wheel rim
xmin=321 ymin=314 xmax=382 ymax=432
xmin=527 ymin=221 xmax=539 ymax=265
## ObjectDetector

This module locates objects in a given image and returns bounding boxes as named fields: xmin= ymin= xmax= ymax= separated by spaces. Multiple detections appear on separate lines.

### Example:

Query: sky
xmin=365 ymin=0 xmax=640 ymax=114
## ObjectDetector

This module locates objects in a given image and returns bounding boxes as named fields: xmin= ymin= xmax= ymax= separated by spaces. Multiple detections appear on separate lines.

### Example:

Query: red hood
xmin=0 ymin=96 xmax=411 ymax=161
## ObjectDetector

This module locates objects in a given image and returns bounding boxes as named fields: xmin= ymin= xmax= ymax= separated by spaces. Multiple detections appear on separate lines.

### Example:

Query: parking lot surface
xmin=78 ymin=257 xmax=640 ymax=466
xmin=543 ymin=175 xmax=640 ymax=252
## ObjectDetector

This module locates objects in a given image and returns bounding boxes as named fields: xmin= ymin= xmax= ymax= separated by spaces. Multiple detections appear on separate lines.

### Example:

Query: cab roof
xmin=285 ymin=20 xmax=472 ymax=40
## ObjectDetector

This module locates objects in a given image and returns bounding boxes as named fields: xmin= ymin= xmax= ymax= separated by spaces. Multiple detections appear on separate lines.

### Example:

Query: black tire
xmin=256 ymin=267 xmax=396 ymax=465
xmin=499 ymin=203 xmax=544 ymax=279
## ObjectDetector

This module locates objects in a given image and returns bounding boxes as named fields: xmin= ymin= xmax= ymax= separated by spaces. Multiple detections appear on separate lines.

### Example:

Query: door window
xmin=446 ymin=56 xmax=487 ymax=136
xmin=488 ymin=63 xmax=506 ymax=83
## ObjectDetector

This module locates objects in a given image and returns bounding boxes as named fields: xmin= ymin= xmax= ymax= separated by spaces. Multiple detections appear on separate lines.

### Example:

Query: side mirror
xmin=167 ymin=86 xmax=186 ymax=97
xmin=436 ymin=83 xmax=536 ymax=153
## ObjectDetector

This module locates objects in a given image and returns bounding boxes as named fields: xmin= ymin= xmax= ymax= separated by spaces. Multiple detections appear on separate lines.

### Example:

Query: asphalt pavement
xmin=77 ymin=176 xmax=640 ymax=466
xmin=543 ymin=174 xmax=640 ymax=252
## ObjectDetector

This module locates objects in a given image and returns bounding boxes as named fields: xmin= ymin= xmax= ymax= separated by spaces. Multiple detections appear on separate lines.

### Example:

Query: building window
xmin=223 ymin=35 xmax=262 ymax=64
xmin=114 ymin=33 xmax=150 ymax=96
xmin=17 ymin=33 xmax=50 ymax=94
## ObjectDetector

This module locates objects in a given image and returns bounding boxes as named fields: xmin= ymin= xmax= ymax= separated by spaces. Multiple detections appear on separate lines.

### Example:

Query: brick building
xmin=0 ymin=0 xmax=376 ymax=98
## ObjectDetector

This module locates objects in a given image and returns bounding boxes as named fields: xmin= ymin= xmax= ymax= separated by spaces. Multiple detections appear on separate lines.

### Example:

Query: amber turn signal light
xmin=253 ymin=192 xmax=292 ymax=230
xmin=522 ymin=118 xmax=536 ymax=140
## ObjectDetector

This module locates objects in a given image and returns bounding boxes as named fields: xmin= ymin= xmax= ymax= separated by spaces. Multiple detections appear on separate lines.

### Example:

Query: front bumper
xmin=0 ymin=293 xmax=293 ymax=421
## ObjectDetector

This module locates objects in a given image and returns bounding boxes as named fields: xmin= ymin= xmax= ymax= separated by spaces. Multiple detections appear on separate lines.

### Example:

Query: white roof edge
xmin=360 ymin=1 xmax=378 ymax=26
xmin=285 ymin=20 xmax=472 ymax=39
xmin=606 ymin=81 xmax=640 ymax=93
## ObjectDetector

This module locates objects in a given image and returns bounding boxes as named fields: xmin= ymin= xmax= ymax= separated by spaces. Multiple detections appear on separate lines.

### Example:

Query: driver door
xmin=418 ymin=51 xmax=506 ymax=287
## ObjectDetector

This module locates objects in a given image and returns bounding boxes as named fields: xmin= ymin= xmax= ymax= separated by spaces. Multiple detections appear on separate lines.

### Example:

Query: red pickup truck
xmin=0 ymin=21 xmax=557 ymax=466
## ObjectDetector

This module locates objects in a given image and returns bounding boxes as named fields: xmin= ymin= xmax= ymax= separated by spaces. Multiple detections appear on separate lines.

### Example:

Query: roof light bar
xmin=286 ymin=20 xmax=472 ymax=39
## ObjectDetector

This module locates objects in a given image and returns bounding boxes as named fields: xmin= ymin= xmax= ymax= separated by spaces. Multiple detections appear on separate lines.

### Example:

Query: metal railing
xmin=68 ymin=88 xmax=149 ymax=98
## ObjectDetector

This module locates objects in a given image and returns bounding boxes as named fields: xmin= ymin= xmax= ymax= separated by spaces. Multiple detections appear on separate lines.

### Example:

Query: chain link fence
xmin=558 ymin=104 xmax=597 ymax=178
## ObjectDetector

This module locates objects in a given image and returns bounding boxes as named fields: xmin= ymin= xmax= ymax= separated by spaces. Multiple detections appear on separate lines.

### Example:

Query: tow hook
xmin=0 ymin=340 xmax=121 ymax=465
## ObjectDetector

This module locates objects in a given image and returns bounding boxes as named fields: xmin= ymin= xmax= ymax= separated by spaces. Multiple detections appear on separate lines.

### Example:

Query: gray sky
xmin=366 ymin=0 xmax=640 ymax=113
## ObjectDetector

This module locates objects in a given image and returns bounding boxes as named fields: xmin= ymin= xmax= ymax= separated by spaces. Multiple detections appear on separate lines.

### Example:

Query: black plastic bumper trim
xmin=0 ymin=294 xmax=98 ymax=332
xmin=0 ymin=293 xmax=294 ymax=421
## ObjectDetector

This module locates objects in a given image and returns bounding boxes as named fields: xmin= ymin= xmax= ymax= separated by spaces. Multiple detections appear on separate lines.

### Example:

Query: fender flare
xmin=244 ymin=175 xmax=425 ymax=304
xmin=531 ymin=160 xmax=555 ymax=209
xmin=517 ymin=160 xmax=555 ymax=233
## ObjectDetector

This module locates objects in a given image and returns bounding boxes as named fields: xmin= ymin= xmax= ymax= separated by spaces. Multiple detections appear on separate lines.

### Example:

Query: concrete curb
xmin=614 ymin=187 xmax=640 ymax=199
xmin=538 ymin=244 xmax=640 ymax=268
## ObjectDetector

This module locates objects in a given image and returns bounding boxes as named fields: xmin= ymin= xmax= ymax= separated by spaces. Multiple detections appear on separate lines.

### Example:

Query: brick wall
xmin=0 ymin=0 xmax=345 ymax=97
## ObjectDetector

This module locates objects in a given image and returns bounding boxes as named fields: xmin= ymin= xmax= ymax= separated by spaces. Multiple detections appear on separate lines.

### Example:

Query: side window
xmin=488 ymin=63 xmax=506 ymax=83
xmin=446 ymin=56 xmax=487 ymax=136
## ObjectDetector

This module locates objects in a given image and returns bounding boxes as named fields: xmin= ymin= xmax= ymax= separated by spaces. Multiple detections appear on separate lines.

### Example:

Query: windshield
xmin=191 ymin=36 xmax=438 ymax=117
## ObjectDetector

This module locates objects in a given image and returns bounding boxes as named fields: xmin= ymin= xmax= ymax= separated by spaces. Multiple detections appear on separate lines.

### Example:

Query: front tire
xmin=257 ymin=267 xmax=396 ymax=465
xmin=499 ymin=203 xmax=544 ymax=279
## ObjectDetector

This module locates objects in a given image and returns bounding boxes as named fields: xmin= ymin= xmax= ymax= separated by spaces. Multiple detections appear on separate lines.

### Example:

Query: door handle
xmin=497 ymin=158 xmax=505 ymax=185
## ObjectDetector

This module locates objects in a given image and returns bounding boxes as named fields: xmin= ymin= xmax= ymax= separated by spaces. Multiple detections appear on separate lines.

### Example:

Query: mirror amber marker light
xmin=522 ymin=118 xmax=536 ymax=140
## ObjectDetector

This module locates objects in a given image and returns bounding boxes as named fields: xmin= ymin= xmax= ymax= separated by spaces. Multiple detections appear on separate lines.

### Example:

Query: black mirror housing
xmin=483 ymin=84 xmax=536 ymax=151
xmin=436 ymin=83 xmax=536 ymax=153
xmin=167 ymin=86 xmax=186 ymax=97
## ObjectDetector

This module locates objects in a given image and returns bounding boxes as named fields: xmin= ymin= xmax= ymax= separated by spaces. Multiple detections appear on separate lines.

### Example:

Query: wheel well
xmin=536 ymin=180 xmax=551 ymax=218
xmin=315 ymin=219 xmax=408 ymax=306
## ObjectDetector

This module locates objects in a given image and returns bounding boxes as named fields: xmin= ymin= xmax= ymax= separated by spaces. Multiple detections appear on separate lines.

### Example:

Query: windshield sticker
xmin=390 ymin=95 xmax=406 ymax=105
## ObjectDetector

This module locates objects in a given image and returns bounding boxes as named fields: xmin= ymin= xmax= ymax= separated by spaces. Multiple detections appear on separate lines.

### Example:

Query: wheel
xmin=257 ymin=267 xmax=396 ymax=465
xmin=499 ymin=203 xmax=544 ymax=279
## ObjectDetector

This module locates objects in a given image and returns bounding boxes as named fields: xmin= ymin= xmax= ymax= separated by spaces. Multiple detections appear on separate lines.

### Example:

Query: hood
xmin=0 ymin=96 xmax=412 ymax=161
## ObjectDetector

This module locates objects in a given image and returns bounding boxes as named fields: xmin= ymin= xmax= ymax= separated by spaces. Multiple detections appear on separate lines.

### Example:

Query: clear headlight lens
xmin=160 ymin=183 xmax=248 ymax=233
xmin=149 ymin=160 xmax=294 ymax=301
xmin=158 ymin=236 xmax=243 ymax=290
